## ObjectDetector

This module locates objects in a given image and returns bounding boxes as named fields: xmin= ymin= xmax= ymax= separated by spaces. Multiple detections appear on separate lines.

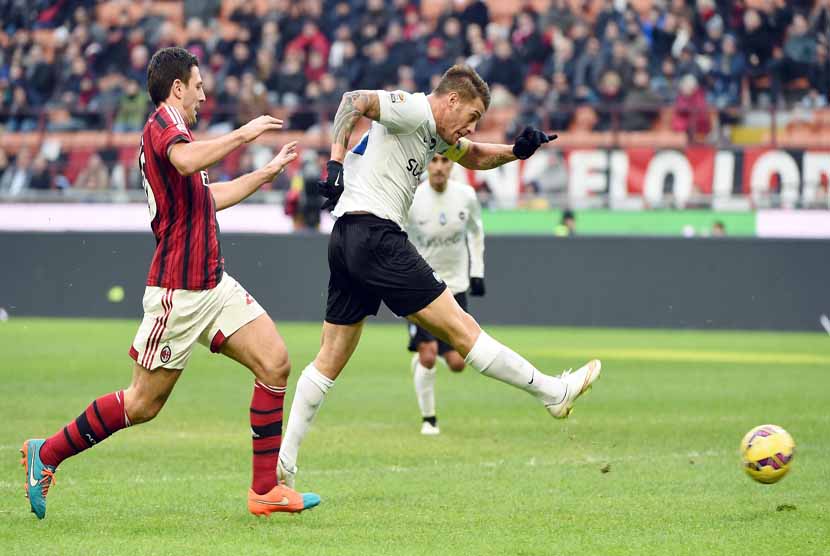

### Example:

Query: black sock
xmin=422 ymin=416 xmax=437 ymax=426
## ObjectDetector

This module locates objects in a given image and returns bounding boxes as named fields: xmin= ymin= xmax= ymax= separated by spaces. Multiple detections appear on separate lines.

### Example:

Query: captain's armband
xmin=443 ymin=138 xmax=471 ymax=162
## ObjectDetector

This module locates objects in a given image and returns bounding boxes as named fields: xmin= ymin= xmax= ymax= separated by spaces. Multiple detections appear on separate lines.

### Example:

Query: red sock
xmin=39 ymin=391 xmax=130 ymax=468
xmin=250 ymin=380 xmax=285 ymax=495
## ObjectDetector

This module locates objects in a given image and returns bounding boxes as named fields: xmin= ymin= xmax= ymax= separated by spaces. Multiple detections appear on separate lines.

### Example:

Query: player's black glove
xmin=469 ymin=277 xmax=486 ymax=297
xmin=318 ymin=160 xmax=344 ymax=211
xmin=512 ymin=127 xmax=558 ymax=160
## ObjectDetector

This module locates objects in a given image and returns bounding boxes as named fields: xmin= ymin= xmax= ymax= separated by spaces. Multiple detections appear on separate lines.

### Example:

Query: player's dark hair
xmin=434 ymin=64 xmax=491 ymax=110
xmin=147 ymin=47 xmax=199 ymax=106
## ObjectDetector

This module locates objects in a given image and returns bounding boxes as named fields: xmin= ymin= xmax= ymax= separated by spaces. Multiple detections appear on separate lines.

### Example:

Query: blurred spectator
xmin=333 ymin=40 xmax=363 ymax=91
xmin=544 ymin=72 xmax=575 ymax=130
xmin=414 ymin=37 xmax=450 ymax=92
xmin=441 ymin=17 xmax=467 ymax=62
xmin=541 ymin=0 xmax=576 ymax=34
xmin=276 ymin=53 xmax=307 ymax=108
xmin=672 ymin=74 xmax=712 ymax=139
xmin=6 ymin=85 xmax=38 ymax=132
xmin=808 ymin=44 xmax=830 ymax=104
xmin=543 ymin=38 xmax=577 ymax=86
xmin=29 ymin=156 xmax=52 ymax=190
xmin=600 ymin=40 xmax=635 ymax=89
xmin=0 ymin=148 xmax=32 ymax=195
xmin=554 ymin=209 xmax=576 ymax=236
xmin=650 ymin=11 xmax=679 ymax=66
xmin=0 ymin=149 xmax=8 ymax=179
xmin=511 ymin=12 xmax=549 ymax=70
xmin=238 ymin=74 xmax=270 ymax=127
xmin=386 ymin=22 xmax=417 ymax=70
xmin=362 ymin=41 xmax=396 ymax=90
xmin=114 ymin=80 xmax=148 ymax=132
xmin=622 ymin=70 xmax=662 ymax=131
xmin=74 ymin=153 xmax=110 ymax=190
xmin=511 ymin=75 xmax=548 ymax=136
xmin=652 ymin=57 xmax=679 ymax=103
xmin=711 ymin=220 xmax=726 ymax=236
xmin=573 ymin=37 xmax=603 ymax=98
xmin=486 ymin=40 xmax=525 ymax=96
xmin=594 ymin=71 xmax=625 ymax=131
xmin=709 ymin=34 xmax=745 ymax=125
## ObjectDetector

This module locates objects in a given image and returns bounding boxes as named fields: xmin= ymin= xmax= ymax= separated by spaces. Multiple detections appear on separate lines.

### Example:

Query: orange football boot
xmin=247 ymin=484 xmax=320 ymax=516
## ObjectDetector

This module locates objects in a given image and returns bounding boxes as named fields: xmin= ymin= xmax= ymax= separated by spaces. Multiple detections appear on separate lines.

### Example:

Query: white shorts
xmin=129 ymin=273 xmax=265 ymax=370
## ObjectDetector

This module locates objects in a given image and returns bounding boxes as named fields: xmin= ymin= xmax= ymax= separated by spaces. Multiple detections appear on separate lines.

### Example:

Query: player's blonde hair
xmin=433 ymin=64 xmax=491 ymax=110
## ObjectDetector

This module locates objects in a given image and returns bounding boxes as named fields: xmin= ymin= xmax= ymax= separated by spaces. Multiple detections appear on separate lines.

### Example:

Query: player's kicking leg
xmin=408 ymin=290 xmax=601 ymax=418
xmin=21 ymin=362 xmax=181 ymax=519
xmin=278 ymin=319 xmax=365 ymax=489
xmin=216 ymin=311 xmax=321 ymax=515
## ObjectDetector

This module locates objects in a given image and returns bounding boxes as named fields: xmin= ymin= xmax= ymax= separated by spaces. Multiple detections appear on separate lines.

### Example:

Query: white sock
xmin=413 ymin=360 xmax=437 ymax=418
xmin=465 ymin=331 xmax=565 ymax=404
xmin=280 ymin=363 xmax=334 ymax=472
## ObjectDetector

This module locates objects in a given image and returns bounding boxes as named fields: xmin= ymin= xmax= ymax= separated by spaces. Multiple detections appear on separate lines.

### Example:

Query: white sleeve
xmin=466 ymin=189 xmax=485 ymax=278
xmin=377 ymin=90 xmax=429 ymax=135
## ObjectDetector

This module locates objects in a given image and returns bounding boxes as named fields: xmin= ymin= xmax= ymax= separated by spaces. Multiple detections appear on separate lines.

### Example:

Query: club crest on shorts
xmin=432 ymin=271 xmax=443 ymax=284
xmin=160 ymin=345 xmax=172 ymax=363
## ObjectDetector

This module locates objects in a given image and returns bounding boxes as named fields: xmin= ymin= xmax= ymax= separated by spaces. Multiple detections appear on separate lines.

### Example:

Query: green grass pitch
xmin=1 ymin=319 xmax=829 ymax=555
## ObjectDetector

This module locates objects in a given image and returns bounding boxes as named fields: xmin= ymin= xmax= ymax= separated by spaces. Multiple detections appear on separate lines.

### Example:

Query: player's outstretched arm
xmin=168 ymin=115 xmax=284 ymax=176
xmin=330 ymin=90 xmax=380 ymax=162
xmin=208 ymin=141 xmax=298 ymax=211
xmin=455 ymin=127 xmax=558 ymax=170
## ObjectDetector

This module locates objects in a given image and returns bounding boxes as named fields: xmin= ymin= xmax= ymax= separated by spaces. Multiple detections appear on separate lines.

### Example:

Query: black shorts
xmin=407 ymin=292 xmax=468 ymax=355
xmin=325 ymin=214 xmax=448 ymax=325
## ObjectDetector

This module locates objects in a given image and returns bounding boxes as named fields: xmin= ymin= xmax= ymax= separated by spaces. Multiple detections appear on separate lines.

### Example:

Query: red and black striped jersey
xmin=139 ymin=104 xmax=224 ymax=290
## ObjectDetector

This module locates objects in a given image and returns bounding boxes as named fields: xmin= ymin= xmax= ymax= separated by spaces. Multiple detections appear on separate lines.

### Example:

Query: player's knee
xmin=257 ymin=352 xmax=291 ymax=387
xmin=125 ymin=391 xmax=167 ymax=424
xmin=447 ymin=356 xmax=466 ymax=373
xmin=418 ymin=344 xmax=438 ymax=368
xmin=446 ymin=312 xmax=481 ymax=356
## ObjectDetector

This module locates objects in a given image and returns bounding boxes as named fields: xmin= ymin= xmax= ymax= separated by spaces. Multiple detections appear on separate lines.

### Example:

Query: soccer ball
xmin=740 ymin=424 xmax=795 ymax=484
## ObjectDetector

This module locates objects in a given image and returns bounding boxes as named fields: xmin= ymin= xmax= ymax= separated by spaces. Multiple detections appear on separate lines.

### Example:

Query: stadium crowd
xmin=1 ymin=0 xmax=829 ymax=194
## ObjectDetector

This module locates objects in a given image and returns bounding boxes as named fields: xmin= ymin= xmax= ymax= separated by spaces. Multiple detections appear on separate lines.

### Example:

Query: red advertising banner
xmin=460 ymin=148 xmax=830 ymax=209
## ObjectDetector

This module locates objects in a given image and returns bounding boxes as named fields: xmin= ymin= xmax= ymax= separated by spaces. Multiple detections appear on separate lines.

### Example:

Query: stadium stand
xmin=1 ymin=0 xmax=828 ymax=198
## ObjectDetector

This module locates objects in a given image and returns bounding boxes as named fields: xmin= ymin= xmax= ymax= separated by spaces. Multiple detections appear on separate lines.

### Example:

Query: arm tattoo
xmin=476 ymin=150 xmax=515 ymax=170
xmin=332 ymin=91 xmax=366 ymax=150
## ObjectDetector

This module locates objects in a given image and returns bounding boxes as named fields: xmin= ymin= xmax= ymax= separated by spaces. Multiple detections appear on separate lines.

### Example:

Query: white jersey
xmin=332 ymin=90 xmax=453 ymax=228
xmin=406 ymin=179 xmax=484 ymax=294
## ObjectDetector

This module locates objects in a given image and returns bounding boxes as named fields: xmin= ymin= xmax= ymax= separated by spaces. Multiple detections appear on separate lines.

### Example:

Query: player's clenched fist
xmin=512 ymin=126 xmax=558 ymax=160
xmin=239 ymin=115 xmax=284 ymax=143
xmin=263 ymin=141 xmax=298 ymax=179
xmin=318 ymin=160 xmax=344 ymax=210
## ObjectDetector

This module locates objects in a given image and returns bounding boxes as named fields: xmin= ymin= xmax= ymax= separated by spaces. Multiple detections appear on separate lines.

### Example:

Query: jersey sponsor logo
xmin=160 ymin=345 xmax=172 ymax=363
xmin=422 ymin=231 xmax=465 ymax=249
xmin=459 ymin=211 xmax=466 ymax=221
xmin=406 ymin=158 xmax=423 ymax=177
xmin=390 ymin=92 xmax=406 ymax=103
